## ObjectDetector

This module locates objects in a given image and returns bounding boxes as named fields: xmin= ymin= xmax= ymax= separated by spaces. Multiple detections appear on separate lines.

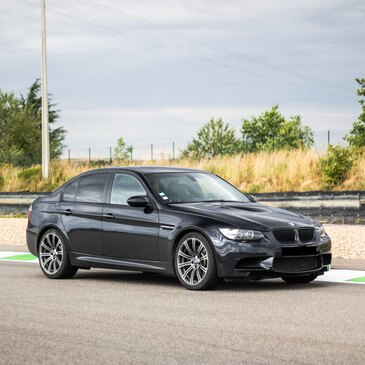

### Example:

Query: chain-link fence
xmin=61 ymin=140 xmax=189 ymax=162
xmin=61 ymin=129 xmax=349 ymax=162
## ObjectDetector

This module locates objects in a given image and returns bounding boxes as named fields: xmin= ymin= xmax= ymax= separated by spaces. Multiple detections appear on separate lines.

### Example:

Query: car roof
xmin=81 ymin=166 xmax=210 ymax=175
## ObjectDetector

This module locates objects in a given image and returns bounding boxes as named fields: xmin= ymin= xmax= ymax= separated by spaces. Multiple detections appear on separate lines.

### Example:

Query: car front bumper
xmin=207 ymin=229 xmax=332 ymax=278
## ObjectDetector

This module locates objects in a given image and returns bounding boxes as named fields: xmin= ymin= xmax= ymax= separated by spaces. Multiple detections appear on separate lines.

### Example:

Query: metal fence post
xmin=88 ymin=147 xmax=91 ymax=163
xmin=109 ymin=146 xmax=112 ymax=164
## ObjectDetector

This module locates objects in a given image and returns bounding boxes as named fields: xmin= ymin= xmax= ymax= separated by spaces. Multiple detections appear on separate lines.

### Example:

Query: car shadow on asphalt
xmin=72 ymin=269 xmax=336 ymax=291
xmin=219 ymin=279 xmax=335 ymax=292
xmin=73 ymin=269 xmax=182 ymax=288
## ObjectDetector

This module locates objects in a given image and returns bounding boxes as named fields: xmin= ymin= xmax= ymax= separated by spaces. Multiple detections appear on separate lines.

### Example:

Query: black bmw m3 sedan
xmin=27 ymin=167 xmax=332 ymax=290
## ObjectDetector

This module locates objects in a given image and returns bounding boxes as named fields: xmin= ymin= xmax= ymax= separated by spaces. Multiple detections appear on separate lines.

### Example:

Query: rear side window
xmin=76 ymin=174 xmax=109 ymax=203
xmin=63 ymin=180 xmax=79 ymax=202
xmin=110 ymin=174 xmax=146 ymax=205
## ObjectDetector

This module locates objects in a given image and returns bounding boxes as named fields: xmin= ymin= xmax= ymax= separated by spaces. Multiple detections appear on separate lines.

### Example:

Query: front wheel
xmin=39 ymin=229 xmax=78 ymax=279
xmin=281 ymin=273 xmax=318 ymax=284
xmin=175 ymin=232 xmax=220 ymax=290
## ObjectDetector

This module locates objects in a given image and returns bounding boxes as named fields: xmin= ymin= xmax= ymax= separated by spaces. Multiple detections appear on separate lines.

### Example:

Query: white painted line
xmin=0 ymin=251 xmax=28 ymax=259
xmin=317 ymin=269 xmax=365 ymax=284
xmin=0 ymin=251 xmax=38 ymax=263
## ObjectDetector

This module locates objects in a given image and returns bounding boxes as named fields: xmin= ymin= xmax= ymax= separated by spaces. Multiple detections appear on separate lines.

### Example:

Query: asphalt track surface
xmin=1 ymin=261 xmax=364 ymax=365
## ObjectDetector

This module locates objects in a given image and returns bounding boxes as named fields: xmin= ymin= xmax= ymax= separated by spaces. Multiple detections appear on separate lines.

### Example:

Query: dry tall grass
xmin=1 ymin=150 xmax=364 ymax=192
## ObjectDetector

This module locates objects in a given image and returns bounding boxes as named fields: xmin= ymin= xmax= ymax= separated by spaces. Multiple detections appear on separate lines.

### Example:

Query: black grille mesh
xmin=273 ymin=256 xmax=320 ymax=273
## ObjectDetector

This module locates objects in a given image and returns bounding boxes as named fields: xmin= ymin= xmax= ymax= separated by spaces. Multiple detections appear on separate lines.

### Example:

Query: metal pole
xmin=109 ymin=146 xmax=112 ymax=164
xmin=68 ymin=148 xmax=70 ymax=162
xmin=151 ymin=144 xmax=153 ymax=161
xmin=130 ymin=146 xmax=133 ymax=162
xmin=41 ymin=0 xmax=50 ymax=178
xmin=328 ymin=130 xmax=331 ymax=146
xmin=172 ymin=141 xmax=175 ymax=161
xmin=88 ymin=147 xmax=91 ymax=163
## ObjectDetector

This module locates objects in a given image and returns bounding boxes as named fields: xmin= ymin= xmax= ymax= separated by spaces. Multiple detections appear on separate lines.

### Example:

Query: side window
xmin=76 ymin=174 xmax=109 ymax=203
xmin=110 ymin=174 xmax=146 ymax=205
xmin=63 ymin=180 xmax=79 ymax=202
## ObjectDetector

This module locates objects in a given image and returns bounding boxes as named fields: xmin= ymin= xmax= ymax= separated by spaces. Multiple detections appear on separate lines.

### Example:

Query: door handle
xmin=103 ymin=213 xmax=115 ymax=220
xmin=62 ymin=209 xmax=72 ymax=216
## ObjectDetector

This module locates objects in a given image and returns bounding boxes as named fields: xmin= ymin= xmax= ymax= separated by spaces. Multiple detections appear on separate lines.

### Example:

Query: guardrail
xmin=252 ymin=191 xmax=365 ymax=224
xmin=1 ymin=191 xmax=364 ymax=224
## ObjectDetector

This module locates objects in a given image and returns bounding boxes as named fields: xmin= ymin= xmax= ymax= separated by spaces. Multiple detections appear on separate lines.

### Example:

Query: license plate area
xmin=282 ymin=245 xmax=317 ymax=257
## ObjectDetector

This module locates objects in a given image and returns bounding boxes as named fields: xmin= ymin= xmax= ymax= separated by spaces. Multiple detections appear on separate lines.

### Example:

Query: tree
xmin=0 ymin=79 xmax=66 ymax=166
xmin=346 ymin=78 xmax=365 ymax=148
xmin=114 ymin=137 xmax=131 ymax=160
xmin=320 ymin=145 xmax=354 ymax=189
xmin=181 ymin=118 xmax=240 ymax=159
xmin=240 ymin=105 xmax=313 ymax=152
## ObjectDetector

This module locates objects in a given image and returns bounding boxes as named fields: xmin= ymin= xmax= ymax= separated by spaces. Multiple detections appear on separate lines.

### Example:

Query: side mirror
xmin=247 ymin=194 xmax=257 ymax=203
xmin=127 ymin=195 xmax=150 ymax=208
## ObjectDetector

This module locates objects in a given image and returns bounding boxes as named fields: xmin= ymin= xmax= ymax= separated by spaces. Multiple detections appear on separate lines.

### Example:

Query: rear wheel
xmin=39 ymin=229 xmax=78 ymax=279
xmin=281 ymin=273 xmax=318 ymax=284
xmin=175 ymin=232 xmax=220 ymax=290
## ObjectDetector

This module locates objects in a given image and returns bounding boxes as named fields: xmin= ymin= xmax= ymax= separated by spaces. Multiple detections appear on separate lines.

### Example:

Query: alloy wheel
xmin=177 ymin=237 xmax=209 ymax=286
xmin=39 ymin=232 xmax=63 ymax=275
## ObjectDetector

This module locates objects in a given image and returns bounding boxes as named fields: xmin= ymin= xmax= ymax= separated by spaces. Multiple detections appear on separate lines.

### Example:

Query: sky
xmin=1 ymin=0 xmax=364 ymax=158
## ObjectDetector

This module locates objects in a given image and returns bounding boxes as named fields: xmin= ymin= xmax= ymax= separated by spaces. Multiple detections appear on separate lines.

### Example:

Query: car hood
xmin=168 ymin=202 xmax=314 ymax=231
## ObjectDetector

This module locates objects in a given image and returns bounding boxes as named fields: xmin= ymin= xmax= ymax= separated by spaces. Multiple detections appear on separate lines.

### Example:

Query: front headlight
xmin=315 ymin=225 xmax=327 ymax=239
xmin=218 ymin=228 xmax=264 ymax=241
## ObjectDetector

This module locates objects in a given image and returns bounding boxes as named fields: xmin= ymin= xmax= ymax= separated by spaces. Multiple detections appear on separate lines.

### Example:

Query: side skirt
xmin=69 ymin=252 xmax=174 ymax=275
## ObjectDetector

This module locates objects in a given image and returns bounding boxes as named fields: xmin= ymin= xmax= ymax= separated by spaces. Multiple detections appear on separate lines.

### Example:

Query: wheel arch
xmin=36 ymin=224 xmax=70 ymax=254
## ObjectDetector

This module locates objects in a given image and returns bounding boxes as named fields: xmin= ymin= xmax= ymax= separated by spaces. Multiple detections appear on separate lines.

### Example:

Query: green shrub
xmin=0 ymin=174 xmax=4 ymax=190
xmin=90 ymin=159 xmax=111 ymax=167
xmin=320 ymin=145 xmax=354 ymax=189
xmin=17 ymin=166 xmax=42 ymax=182
xmin=17 ymin=166 xmax=42 ymax=190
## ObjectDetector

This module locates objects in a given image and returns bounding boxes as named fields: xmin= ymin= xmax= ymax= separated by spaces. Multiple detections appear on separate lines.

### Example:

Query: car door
xmin=60 ymin=173 xmax=110 ymax=255
xmin=102 ymin=172 xmax=159 ymax=261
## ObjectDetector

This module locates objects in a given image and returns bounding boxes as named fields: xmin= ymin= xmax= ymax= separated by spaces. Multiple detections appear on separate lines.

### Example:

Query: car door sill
xmin=69 ymin=252 xmax=171 ymax=273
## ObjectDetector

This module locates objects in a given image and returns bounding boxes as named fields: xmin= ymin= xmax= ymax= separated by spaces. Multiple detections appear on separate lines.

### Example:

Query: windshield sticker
xmin=159 ymin=192 xmax=169 ymax=200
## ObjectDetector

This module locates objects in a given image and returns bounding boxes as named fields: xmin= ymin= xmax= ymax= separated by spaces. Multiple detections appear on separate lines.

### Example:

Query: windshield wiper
xmin=167 ymin=200 xmax=242 ymax=204
xmin=199 ymin=199 xmax=242 ymax=203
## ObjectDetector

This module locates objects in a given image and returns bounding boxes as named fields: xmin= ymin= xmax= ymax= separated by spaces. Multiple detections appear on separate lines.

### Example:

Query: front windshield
xmin=145 ymin=172 xmax=250 ymax=204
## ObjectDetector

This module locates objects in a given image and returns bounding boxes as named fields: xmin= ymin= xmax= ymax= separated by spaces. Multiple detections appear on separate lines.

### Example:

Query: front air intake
xmin=273 ymin=256 xmax=320 ymax=273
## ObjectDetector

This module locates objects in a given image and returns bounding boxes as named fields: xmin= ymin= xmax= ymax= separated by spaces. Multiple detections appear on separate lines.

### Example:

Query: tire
xmin=38 ymin=228 xmax=78 ymax=279
xmin=281 ymin=273 xmax=318 ymax=284
xmin=174 ymin=232 xmax=220 ymax=290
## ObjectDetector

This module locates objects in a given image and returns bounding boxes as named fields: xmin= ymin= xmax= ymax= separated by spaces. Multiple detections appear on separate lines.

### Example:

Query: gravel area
xmin=0 ymin=219 xmax=364 ymax=260
xmin=0 ymin=218 xmax=28 ymax=246
xmin=325 ymin=224 xmax=365 ymax=260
